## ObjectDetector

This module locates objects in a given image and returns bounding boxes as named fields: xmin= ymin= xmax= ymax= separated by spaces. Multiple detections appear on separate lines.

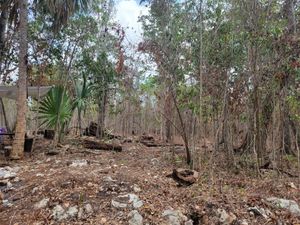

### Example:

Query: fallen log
xmin=171 ymin=168 xmax=199 ymax=186
xmin=83 ymin=139 xmax=122 ymax=152
xmin=140 ymin=135 xmax=154 ymax=141
xmin=139 ymin=135 xmax=164 ymax=147
xmin=140 ymin=140 xmax=163 ymax=147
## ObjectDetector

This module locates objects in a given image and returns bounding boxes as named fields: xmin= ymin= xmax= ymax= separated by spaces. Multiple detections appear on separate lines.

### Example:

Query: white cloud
xmin=115 ymin=0 xmax=149 ymax=46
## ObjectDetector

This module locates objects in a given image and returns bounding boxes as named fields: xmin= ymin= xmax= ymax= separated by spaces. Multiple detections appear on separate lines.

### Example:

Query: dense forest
xmin=0 ymin=0 xmax=300 ymax=224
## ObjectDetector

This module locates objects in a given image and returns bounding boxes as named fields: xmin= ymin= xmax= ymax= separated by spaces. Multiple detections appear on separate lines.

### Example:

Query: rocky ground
xmin=0 ymin=136 xmax=300 ymax=225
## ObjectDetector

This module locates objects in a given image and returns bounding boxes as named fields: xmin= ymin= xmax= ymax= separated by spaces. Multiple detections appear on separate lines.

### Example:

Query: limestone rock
xmin=248 ymin=206 xmax=271 ymax=219
xmin=217 ymin=208 xmax=237 ymax=225
xmin=111 ymin=196 xmax=127 ymax=208
xmin=66 ymin=206 xmax=78 ymax=218
xmin=70 ymin=159 xmax=88 ymax=167
xmin=266 ymin=197 xmax=300 ymax=216
xmin=162 ymin=209 xmax=188 ymax=225
xmin=128 ymin=210 xmax=143 ymax=225
xmin=84 ymin=203 xmax=93 ymax=214
xmin=0 ymin=167 xmax=17 ymax=180
xmin=239 ymin=219 xmax=248 ymax=225
xmin=112 ymin=194 xmax=143 ymax=209
xmin=103 ymin=176 xmax=116 ymax=182
xmin=34 ymin=198 xmax=50 ymax=209
xmin=184 ymin=220 xmax=193 ymax=225
xmin=133 ymin=184 xmax=142 ymax=193
xmin=52 ymin=205 xmax=66 ymax=221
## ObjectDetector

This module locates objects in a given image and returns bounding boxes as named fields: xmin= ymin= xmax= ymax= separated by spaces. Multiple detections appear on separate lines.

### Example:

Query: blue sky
xmin=115 ymin=0 xmax=149 ymax=46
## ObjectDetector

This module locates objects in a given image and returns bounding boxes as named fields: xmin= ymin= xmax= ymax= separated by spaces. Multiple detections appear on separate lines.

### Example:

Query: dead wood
xmin=82 ymin=139 xmax=122 ymax=152
xmin=171 ymin=168 xmax=199 ymax=186
xmin=139 ymin=135 xmax=165 ymax=147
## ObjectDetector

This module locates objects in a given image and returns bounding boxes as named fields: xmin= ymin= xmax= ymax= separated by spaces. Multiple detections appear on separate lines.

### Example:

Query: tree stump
xmin=171 ymin=168 xmax=199 ymax=186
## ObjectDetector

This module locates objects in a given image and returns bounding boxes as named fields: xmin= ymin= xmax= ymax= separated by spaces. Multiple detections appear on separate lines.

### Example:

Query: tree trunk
xmin=170 ymin=86 xmax=191 ymax=165
xmin=283 ymin=0 xmax=296 ymax=34
xmin=0 ymin=98 xmax=10 ymax=133
xmin=278 ymin=0 xmax=296 ymax=154
xmin=96 ymin=90 xmax=107 ymax=139
xmin=78 ymin=109 xmax=82 ymax=136
xmin=0 ymin=8 xmax=8 ymax=65
xmin=11 ymin=0 xmax=28 ymax=160
xmin=164 ymin=86 xmax=172 ymax=142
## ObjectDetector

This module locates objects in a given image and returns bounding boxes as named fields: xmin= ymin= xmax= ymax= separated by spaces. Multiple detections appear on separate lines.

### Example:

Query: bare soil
xmin=0 ymin=137 xmax=300 ymax=225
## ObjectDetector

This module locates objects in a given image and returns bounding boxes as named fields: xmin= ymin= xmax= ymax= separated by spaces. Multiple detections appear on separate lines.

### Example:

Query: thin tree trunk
xmin=0 ymin=8 xmax=8 ymax=66
xmin=11 ymin=0 xmax=28 ymax=159
xmin=0 ymin=98 xmax=10 ymax=133
xmin=78 ymin=109 xmax=82 ymax=136
xmin=164 ymin=83 xmax=172 ymax=142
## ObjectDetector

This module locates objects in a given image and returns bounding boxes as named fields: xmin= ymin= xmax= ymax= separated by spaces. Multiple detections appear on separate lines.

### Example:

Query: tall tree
xmin=10 ymin=0 xmax=91 ymax=159
xmin=10 ymin=0 xmax=27 ymax=159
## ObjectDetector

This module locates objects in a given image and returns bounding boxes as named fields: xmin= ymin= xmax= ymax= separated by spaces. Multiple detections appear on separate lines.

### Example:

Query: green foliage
xmin=287 ymin=94 xmax=300 ymax=122
xmin=140 ymin=76 xmax=158 ymax=95
xmin=73 ymin=74 xmax=92 ymax=115
xmin=39 ymin=86 xmax=73 ymax=129
xmin=82 ymin=51 xmax=117 ymax=103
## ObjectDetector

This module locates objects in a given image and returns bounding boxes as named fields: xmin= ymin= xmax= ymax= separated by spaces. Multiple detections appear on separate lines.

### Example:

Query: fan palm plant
xmin=39 ymin=86 xmax=73 ymax=144
xmin=74 ymin=74 xmax=92 ymax=136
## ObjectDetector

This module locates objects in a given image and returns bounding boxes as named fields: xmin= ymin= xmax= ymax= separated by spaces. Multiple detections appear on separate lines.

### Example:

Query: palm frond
xmin=38 ymin=86 xmax=73 ymax=129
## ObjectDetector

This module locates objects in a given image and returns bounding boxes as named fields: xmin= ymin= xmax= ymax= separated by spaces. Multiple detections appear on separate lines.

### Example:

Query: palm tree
xmin=10 ymin=0 xmax=91 ymax=159
xmin=39 ymin=86 xmax=74 ymax=145
xmin=74 ymin=74 xmax=91 ymax=136
xmin=10 ymin=0 xmax=28 ymax=160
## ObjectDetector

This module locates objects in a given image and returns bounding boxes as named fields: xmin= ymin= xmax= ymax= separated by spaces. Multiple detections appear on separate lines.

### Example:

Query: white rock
xmin=162 ymin=209 xmax=187 ymax=225
xmin=32 ymin=222 xmax=43 ymax=225
xmin=128 ymin=210 xmax=143 ymax=225
xmin=13 ymin=177 xmax=20 ymax=182
xmin=34 ymin=198 xmax=49 ymax=209
xmin=11 ymin=166 xmax=21 ymax=173
xmin=84 ymin=203 xmax=93 ymax=214
xmin=288 ymin=182 xmax=297 ymax=189
xmin=133 ymin=184 xmax=141 ymax=193
xmin=70 ymin=159 xmax=88 ymax=167
xmin=129 ymin=194 xmax=143 ymax=208
xmin=217 ymin=208 xmax=237 ymax=225
xmin=129 ymin=194 xmax=139 ymax=203
xmin=112 ymin=199 xmax=128 ymax=208
xmin=0 ymin=167 xmax=16 ymax=179
xmin=6 ymin=181 xmax=12 ymax=188
xmin=66 ymin=206 xmax=78 ymax=218
xmin=248 ymin=206 xmax=269 ymax=219
xmin=52 ymin=205 xmax=66 ymax=221
xmin=2 ymin=199 xmax=12 ymax=207
xmin=184 ymin=220 xmax=193 ymax=225
xmin=103 ymin=176 xmax=116 ymax=182
xmin=266 ymin=197 xmax=300 ymax=216
xmin=151 ymin=158 xmax=159 ymax=165
xmin=112 ymin=194 xmax=143 ymax=209
xmin=133 ymin=200 xmax=143 ymax=209
xmin=239 ymin=219 xmax=248 ymax=225
xmin=32 ymin=187 xmax=39 ymax=194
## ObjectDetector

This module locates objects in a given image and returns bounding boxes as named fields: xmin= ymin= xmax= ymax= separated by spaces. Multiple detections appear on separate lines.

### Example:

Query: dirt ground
xmin=0 ymin=136 xmax=300 ymax=225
